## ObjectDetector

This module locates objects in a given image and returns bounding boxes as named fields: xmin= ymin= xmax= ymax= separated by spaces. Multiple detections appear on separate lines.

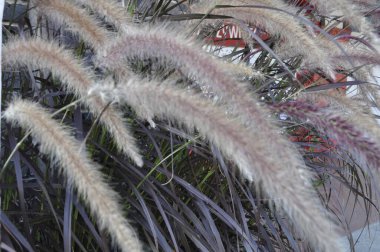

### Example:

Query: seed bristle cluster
xmin=3 ymin=100 xmax=142 ymax=252
xmin=2 ymin=38 xmax=143 ymax=166
xmin=34 ymin=0 xmax=109 ymax=50
xmin=91 ymin=76 xmax=343 ymax=252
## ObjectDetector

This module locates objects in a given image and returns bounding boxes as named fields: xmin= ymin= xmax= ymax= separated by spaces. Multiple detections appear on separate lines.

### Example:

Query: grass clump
xmin=1 ymin=0 xmax=380 ymax=251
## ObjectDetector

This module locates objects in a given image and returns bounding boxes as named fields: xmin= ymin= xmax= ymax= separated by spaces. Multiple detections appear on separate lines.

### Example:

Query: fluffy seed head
xmin=272 ymin=100 xmax=380 ymax=182
xmin=2 ymin=38 xmax=143 ymax=166
xmin=34 ymin=0 xmax=109 ymax=50
xmin=72 ymin=0 xmax=129 ymax=30
xmin=3 ymin=100 xmax=142 ymax=252
xmin=91 ymin=77 xmax=343 ymax=252
xmin=191 ymin=0 xmax=335 ymax=74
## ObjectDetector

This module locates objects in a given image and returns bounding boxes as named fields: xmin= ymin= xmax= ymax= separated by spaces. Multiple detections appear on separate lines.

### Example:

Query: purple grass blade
xmin=196 ymin=200 xmax=225 ymax=251
xmin=126 ymin=197 xmax=174 ymax=251
xmin=334 ymin=35 xmax=378 ymax=52
xmin=154 ymin=166 xmax=258 ymax=249
xmin=211 ymin=146 xmax=257 ymax=251
xmin=18 ymin=152 xmax=63 ymax=237
xmin=0 ymin=211 xmax=34 ymax=252
xmin=8 ymin=127 xmax=33 ymax=245
xmin=305 ymin=81 xmax=367 ymax=92
xmin=73 ymin=106 xmax=84 ymax=140
xmin=1 ymin=228 xmax=17 ymax=251
xmin=63 ymin=183 xmax=73 ymax=252
xmin=129 ymin=184 xmax=159 ymax=249
xmin=72 ymin=195 xmax=109 ymax=252
xmin=275 ymin=213 xmax=302 ymax=251
xmin=145 ymin=186 xmax=180 ymax=252
xmin=57 ymin=217 xmax=88 ymax=252
xmin=92 ymin=142 xmax=219 ymax=250
xmin=234 ymin=19 xmax=297 ymax=82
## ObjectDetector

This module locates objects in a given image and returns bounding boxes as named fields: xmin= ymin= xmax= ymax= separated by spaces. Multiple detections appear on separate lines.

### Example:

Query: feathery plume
xmin=33 ymin=0 xmax=109 ymax=50
xmin=99 ymin=24 xmax=295 ymax=165
xmin=99 ymin=24 xmax=310 ymax=168
xmin=98 ymin=25 xmax=271 ymax=121
xmin=99 ymin=24 xmax=332 ymax=217
xmin=298 ymin=39 xmax=379 ymax=107
xmin=190 ymin=0 xmax=335 ymax=74
xmin=299 ymin=92 xmax=380 ymax=144
xmin=332 ymin=52 xmax=380 ymax=108
xmin=72 ymin=0 xmax=129 ymax=30
xmin=91 ymin=77 xmax=343 ymax=252
xmin=3 ymin=100 xmax=142 ymax=252
xmin=271 ymin=100 xmax=380 ymax=180
xmin=333 ymin=52 xmax=380 ymax=67
xmin=2 ymin=39 xmax=143 ymax=166
xmin=324 ymin=49 xmax=379 ymax=107
xmin=310 ymin=0 xmax=379 ymax=42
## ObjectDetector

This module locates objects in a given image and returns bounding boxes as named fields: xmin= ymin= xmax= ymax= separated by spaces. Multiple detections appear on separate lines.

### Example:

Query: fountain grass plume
xmin=190 ymin=0 xmax=335 ymax=75
xmin=98 ymin=24 xmax=315 ymax=184
xmin=271 ymin=99 xmax=380 ymax=181
xmin=310 ymin=0 xmax=379 ymax=42
xmin=98 ymin=22 xmax=340 ymax=212
xmin=98 ymin=24 xmax=275 ymax=124
xmin=300 ymin=92 xmax=380 ymax=145
xmin=34 ymin=0 xmax=109 ymax=50
xmin=2 ymin=38 xmax=143 ymax=166
xmin=89 ymin=77 xmax=343 ymax=252
xmin=3 ymin=100 xmax=142 ymax=252
xmin=72 ymin=0 xmax=129 ymax=30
